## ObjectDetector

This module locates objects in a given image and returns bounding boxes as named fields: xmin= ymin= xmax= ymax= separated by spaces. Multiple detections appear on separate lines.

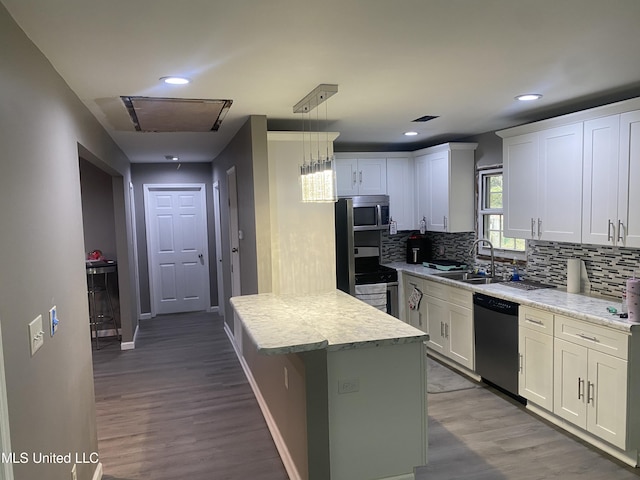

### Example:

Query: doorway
xmin=227 ymin=167 xmax=241 ymax=298
xmin=144 ymin=184 xmax=210 ymax=316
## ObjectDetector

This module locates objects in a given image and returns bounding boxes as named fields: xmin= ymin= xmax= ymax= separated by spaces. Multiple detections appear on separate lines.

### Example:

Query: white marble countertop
xmin=230 ymin=290 xmax=429 ymax=355
xmin=390 ymin=262 xmax=639 ymax=333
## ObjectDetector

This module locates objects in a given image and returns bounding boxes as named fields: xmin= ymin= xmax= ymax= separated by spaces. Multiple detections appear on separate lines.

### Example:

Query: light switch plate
xmin=28 ymin=315 xmax=44 ymax=356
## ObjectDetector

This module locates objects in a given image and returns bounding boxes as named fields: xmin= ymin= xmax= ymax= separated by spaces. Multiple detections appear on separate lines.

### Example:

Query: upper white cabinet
xmin=582 ymin=110 xmax=640 ymax=247
xmin=335 ymin=157 xmax=387 ymax=196
xmin=414 ymin=143 xmax=477 ymax=233
xmin=502 ymin=124 xmax=583 ymax=242
xmin=386 ymin=156 xmax=415 ymax=231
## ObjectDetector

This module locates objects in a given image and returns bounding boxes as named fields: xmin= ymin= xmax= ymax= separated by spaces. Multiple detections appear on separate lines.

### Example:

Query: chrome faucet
xmin=469 ymin=239 xmax=495 ymax=278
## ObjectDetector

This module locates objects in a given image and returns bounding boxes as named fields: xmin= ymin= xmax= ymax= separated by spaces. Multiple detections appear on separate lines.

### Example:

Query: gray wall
xmin=212 ymin=115 xmax=268 ymax=325
xmin=0 ymin=4 xmax=136 ymax=480
xmin=131 ymin=163 xmax=217 ymax=314
xmin=462 ymin=130 xmax=503 ymax=168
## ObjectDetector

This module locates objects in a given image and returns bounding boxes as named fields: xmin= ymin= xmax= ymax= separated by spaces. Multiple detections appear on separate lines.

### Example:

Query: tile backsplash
xmin=382 ymin=231 xmax=640 ymax=298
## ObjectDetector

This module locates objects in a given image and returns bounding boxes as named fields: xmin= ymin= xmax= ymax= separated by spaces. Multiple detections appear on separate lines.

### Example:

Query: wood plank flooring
xmin=92 ymin=311 xmax=287 ymax=480
xmin=94 ymin=313 xmax=640 ymax=480
xmin=416 ymin=363 xmax=640 ymax=480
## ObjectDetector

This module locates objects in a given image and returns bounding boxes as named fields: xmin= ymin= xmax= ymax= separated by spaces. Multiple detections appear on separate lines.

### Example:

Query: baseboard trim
xmin=223 ymin=324 xmax=302 ymax=480
xmin=120 ymin=324 xmax=139 ymax=351
xmin=527 ymin=403 xmax=638 ymax=467
xmin=92 ymin=462 xmax=103 ymax=480
xmin=139 ymin=312 xmax=152 ymax=321
xmin=207 ymin=305 xmax=219 ymax=314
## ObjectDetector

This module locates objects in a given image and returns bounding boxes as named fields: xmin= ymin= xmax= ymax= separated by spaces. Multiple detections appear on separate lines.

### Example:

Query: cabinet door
xmin=519 ymin=327 xmax=553 ymax=411
xmin=357 ymin=158 xmax=387 ymax=195
xmin=447 ymin=304 xmax=474 ymax=370
xmin=403 ymin=275 xmax=426 ymax=332
xmin=619 ymin=110 xmax=640 ymax=248
xmin=336 ymin=158 xmax=359 ymax=197
xmin=554 ymin=338 xmax=588 ymax=428
xmin=414 ymin=155 xmax=429 ymax=227
xmin=424 ymin=295 xmax=447 ymax=355
xmin=387 ymin=157 xmax=415 ymax=231
xmin=503 ymin=133 xmax=539 ymax=239
xmin=587 ymin=350 xmax=627 ymax=449
xmin=537 ymin=124 xmax=584 ymax=242
xmin=425 ymin=151 xmax=450 ymax=232
xmin=582 ymin=115 xmax=620 ymax=245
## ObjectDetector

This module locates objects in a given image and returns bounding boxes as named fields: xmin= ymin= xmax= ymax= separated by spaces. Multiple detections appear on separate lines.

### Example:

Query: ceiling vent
xmin=412 ymin=115 xmax=439 ymax=123
xmin=121 ymin=96 xmax=232 ymax=132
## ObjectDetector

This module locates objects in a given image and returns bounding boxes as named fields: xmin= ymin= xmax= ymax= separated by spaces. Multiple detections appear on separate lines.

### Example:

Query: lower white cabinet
xmin=518 ymin=306 xmax=554 ymax=410
xmin=402 ymin=274 xmax=428 ymax=333
xmin=423 ymin=280 xmax=474 ymax=370
xmin=554 ymin=336 xmax=628 ymax=449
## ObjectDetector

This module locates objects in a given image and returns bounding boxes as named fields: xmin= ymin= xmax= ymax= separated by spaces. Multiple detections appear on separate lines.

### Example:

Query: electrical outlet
xmin=49 ymin=305 xmax=59 ymax=336
xmin=338 ymin=378 xmax=360 ymax=394
xmin=28 ymin=315 xmax=44 ymax=356
xmin=71 ymin=463 xmax=77 ymax=480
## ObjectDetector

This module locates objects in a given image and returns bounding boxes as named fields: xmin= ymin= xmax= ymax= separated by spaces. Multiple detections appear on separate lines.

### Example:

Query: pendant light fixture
xmin=294 ymin=84 xmax=338 ymax=203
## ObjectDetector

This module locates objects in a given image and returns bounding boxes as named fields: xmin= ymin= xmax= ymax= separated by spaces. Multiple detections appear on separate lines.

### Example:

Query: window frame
xmin=476 ymin=167 xmax=526 ymax=260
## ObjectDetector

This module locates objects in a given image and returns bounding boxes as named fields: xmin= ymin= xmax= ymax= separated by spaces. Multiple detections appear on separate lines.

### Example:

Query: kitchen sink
xmin=433 ymin=271 xmax=498 ymax=284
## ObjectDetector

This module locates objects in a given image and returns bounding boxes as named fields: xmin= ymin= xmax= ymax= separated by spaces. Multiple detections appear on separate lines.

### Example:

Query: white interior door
xmin=144 ymin=184 xmax=210 ymax=316
xmin=213 ymin=181 xmax=225 ymax=319
xmin=227 ymin=167 xmax=241 ymax=298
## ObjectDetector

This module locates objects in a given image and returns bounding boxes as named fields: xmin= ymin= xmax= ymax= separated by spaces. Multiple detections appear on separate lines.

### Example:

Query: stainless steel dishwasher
xmin=473 ymin=293 xmax=520 ymax=397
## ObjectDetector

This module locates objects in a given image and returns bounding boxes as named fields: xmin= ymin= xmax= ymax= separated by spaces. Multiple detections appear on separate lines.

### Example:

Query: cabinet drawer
xmin=423 ymin=280 xmax=448 ymax=300
xmin=519 ymin=306 xmax=554 ymax=334
xmin=554 ymin=315 xmax=628 ymax=360
xmin=447 ymin=286 xmax=472 ymax=308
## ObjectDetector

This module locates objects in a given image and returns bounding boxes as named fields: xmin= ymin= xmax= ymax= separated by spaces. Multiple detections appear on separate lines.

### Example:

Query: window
xmin=478 ymin=168 xmax=525 ymax=256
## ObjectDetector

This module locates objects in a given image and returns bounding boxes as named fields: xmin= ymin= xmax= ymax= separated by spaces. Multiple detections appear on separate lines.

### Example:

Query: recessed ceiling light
xmin=404 ymin=131 xmax=419 ymax=136
xmin=165 ymin=155 xmax=179 ymax=161
xmin=516 ymin=93 xmax=542 ymax=101
xmin=160 ymin=76 xmax=190 ymax=85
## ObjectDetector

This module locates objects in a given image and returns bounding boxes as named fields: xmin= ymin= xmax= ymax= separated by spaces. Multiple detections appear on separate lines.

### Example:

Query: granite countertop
xmin=389 ymin=261 xmax=639 ymax=333
xmin=230 ymin=290 xmax=429 ymax=355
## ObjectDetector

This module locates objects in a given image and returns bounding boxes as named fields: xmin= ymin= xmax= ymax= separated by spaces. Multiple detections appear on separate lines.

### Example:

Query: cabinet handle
xmin=587 ymin=381 xmax=594 ymax=404
xmin=607 ymin=220 xmax=615 ymax=242
xmin=352 ymin=171 xmax=357 ymax=186
xmin=576 ymin=332 xmax=599 ymax=343
xmin=519 ymin=353 xmax=523 ymax=373
xmin=537 ymin=218 xmax=542 ymax=238
xmin=526 ymin=318 xmax=544 ymax=326
xmin=578 ymin=377 xmax=584 ymax=400
xmin=531 ymin=218 xmax=535 ymax=238
xmin=440 ymin=322 xmax=444 ymax=337
xmin=443 ymin=216 xmax=448 ymax=230
xmin=359 ymin=171 xmax=362 ymax=184
xmin=445 ymin=323 xmax=449 ymax=338
xmin=618 ymin=220 xmax=625 ymax=243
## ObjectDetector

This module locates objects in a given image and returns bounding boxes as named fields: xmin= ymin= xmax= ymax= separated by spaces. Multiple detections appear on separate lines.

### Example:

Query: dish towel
xmin=355 ymin=283 xmax=388 ymax=312
xmin=408 ymin=286 xmax=423 ymax=311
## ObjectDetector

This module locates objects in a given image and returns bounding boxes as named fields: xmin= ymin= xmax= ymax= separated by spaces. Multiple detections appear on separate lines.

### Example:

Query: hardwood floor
xmin=94 ymin=313 xmax=640 ymax=480
xmin=416 ymin=363 xmax=640 ymax=480
xmin=92 ymin=311 xmax=287 ymax=480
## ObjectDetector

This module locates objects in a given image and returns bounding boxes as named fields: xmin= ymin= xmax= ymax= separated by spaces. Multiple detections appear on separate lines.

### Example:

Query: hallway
xmin=92 ymin=312 xmax=287 ymax=480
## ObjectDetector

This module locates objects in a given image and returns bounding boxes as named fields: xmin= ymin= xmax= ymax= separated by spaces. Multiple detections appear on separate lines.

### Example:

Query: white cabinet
xmin=335 ymin=157 xmax=387 ymax=196
xmin=414 ymin=143 xmax=477 ymax=233
xmin=422 ymin=280 xmax=474 ymax=370
xmin=582 ymin=110 xmax=640 ymax=247
xmin=518 ymin=306 xmax=554 ymax=411
xmin=553 ymin=316 xmax=628 ymax=449
xmin=503 ymin=124 xmax=583 ymax=242
xmin=618 ymin=110 xmax=640 ymax=248
xmin=386 ymin=156 xmax=415 ymax=231
xmin=401 ymin=274 xmax=428 ymax=334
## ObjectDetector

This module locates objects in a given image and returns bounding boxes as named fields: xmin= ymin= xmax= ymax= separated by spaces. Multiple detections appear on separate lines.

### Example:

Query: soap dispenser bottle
xmin=511 ymin=258 xmax=520 ymax=281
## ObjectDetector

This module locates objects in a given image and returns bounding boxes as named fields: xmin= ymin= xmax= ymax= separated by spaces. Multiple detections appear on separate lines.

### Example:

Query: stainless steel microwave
xmin=349 ymin=195 xmax=390 ymax=231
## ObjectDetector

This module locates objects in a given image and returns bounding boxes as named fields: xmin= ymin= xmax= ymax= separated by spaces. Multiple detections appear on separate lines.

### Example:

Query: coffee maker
xmin=406 ymin=234 xmax=431 ymax=264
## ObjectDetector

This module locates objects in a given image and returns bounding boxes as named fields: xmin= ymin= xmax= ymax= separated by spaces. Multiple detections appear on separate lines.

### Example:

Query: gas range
xmin=355 ymin=264 xmax=398 ymax=285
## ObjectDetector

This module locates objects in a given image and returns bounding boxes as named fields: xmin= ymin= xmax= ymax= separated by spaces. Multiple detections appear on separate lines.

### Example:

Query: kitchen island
xmin=229 ymin=290 xmax=428 ymax=480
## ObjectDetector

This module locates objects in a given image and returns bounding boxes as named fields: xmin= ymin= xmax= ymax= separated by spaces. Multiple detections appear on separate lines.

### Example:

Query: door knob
xmin=232 ymin=247 xmax=239 ymax=253
xmin=198 ymin=253 xmax=203 ymax=259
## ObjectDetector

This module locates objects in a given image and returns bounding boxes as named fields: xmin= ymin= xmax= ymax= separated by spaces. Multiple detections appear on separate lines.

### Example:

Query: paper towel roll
xmin=567 ymin=258 xmax=581 ymax=293
xmin=627 ymin=278 xmax=640 ymax=322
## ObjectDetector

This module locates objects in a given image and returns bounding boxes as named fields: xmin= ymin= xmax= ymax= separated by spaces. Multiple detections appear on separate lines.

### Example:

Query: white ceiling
xmin=4 ymin=0 xmax=640 ymax=163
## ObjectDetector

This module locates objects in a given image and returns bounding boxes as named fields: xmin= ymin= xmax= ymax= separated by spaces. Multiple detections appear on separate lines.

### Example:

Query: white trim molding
xmin=92 ymin=462 xmax=103 ymax=480
xmin=120 ymin=324 xmax=139 ymax=351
